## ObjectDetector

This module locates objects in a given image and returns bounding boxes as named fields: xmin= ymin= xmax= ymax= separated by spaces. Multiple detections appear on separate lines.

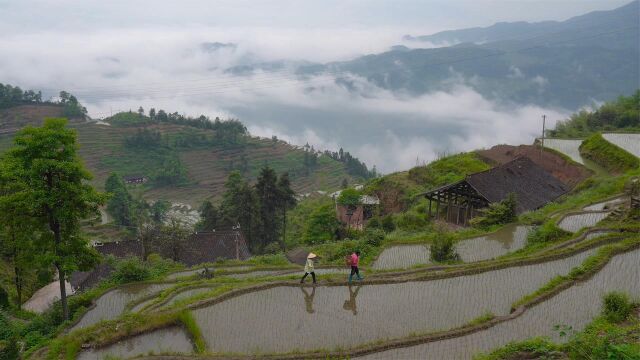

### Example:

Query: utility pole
xmin=540 ymin=114 xmax=546 ymax=157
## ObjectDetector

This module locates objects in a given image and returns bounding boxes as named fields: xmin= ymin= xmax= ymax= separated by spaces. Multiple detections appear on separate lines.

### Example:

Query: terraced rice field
xmin=583 ymin=196 xmax=629 ymax=211
xmin=359 ymin=248 xmax=640 ymax=359
xmin=193 ymin=248 xmax=596 ymax=353
xmin=372 ymin=225 xmax=532 ymax=269
xmin=542 ymin=139 xmax=584 ymax=164
xmin=372 ymin=245 xmax=430 ymax=270
xmin=71 ymin=283 xmax=172 ymax=330
xmin=558 ymin=212 xmax=610 ymax=232
xmin=456 ymin=225 xmax=532 ymax=262
xmin=77 ymin=326 xmax=193 ymax=360
xmin=602 ymin=133 xmax=640 ymax=158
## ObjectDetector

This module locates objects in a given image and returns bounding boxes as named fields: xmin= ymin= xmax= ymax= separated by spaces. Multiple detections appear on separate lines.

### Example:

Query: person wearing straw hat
xmin=300 ymin=252 xmax=318 ymax=284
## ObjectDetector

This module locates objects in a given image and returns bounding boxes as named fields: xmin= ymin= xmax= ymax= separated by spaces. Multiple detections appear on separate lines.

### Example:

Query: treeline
xmin=0 ymin=83 xmax=86 ymax=118
xmin=303 ymin=144 xmax=376 ymax=179
xmin=196 ymin=167 xmax=296 ymax=254
xmin=548 ymin=90 xmax=640 ymax=138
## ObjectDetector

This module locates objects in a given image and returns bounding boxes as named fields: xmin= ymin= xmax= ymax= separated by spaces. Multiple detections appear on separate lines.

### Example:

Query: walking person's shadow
xmin=343 ymin=284 xmax=362 ymax=315
xmin=300 ymin=286 xmax=316 ymax=314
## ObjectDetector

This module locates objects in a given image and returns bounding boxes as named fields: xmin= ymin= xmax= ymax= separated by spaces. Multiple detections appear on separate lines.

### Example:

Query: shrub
xmin=602 ymin=292 xmax=632 ymax=323
xmin=303 ymin=204 xmax=341 ymax=244
xmin=0 ymin=337 xmax=19 ymax=360
xmin=396 ymin=211 xmax=428 ymax=231
xmin=364 ymin=228 xmax=385 ymax=247
xmin=381 ymin=215 xmax=396 ymax=233
xmin=112 ymin=257 xmax=150 ymax=283
xmin=527 ymin=221 xmax=572 ymax=244
xmin=337 ymin=188 xmax=361 ymax=207
xmin=262 ymin=242 xmax=282 ymax=254
xmin=366 ymin=217 xmax=381 ymax=229
xmin=430 ymin=233 xmax=460 ymax=263
xmin=471 ymin=193 xmax=517 ymax=228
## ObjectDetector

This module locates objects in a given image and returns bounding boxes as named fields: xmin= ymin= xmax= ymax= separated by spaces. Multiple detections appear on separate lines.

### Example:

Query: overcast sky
xmin=0 ymin=0 xmax=632 ymax=173
xmin=0 ymin=0 xmax=630 ymax=32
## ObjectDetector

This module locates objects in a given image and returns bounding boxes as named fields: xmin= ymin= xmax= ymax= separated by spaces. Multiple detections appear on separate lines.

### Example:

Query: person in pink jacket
xmin=348 ymin=251 xmax=363 ymax=283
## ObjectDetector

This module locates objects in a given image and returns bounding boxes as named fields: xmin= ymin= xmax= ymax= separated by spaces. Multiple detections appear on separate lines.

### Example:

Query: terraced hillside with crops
xmin=0 ymin=105 xmax=361 ymax=205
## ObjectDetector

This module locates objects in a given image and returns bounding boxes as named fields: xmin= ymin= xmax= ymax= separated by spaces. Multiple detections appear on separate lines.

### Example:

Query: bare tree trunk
xmin=50 ymin=217 xmax=69 ymax=320
xmin=14 ymin=265 xmax=21 ymax=308
xmin=55 ymin=262 xmax=68 ymax=320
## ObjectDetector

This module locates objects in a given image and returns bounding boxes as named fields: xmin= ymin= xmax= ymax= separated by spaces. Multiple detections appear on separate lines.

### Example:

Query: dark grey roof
xmin=465 ymin=156 xmax=568 ymax=213
xmin=421 ymin=156 xmax=568 ymax=214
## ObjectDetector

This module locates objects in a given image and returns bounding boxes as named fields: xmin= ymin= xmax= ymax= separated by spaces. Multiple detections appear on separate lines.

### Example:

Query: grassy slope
xmin=579 ymin=132 xmax=640 ymax=174
xmin=0 ymin=106 xmax=360 ymax=206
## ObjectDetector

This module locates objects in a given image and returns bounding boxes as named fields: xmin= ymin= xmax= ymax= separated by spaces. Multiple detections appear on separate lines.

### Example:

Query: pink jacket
xmin=350 ymin=253 xmax=359 ymax=266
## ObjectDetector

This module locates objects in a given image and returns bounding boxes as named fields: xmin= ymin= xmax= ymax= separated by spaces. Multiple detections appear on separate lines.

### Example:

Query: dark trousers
xmin=349 ymin=266 xmax=362 ymax=281
xmin=301 ymin=272 xmax=316 ymax=283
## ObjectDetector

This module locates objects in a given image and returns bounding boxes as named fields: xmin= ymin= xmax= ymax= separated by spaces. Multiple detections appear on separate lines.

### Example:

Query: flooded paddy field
xmin=558 ymin=212 xmax=610 ymax=233
xmin=372 ymin=245 xmax=430 ymax=270
xmin=456 ymin=225 xmax=532 ymax=262
xmin=224 ymin=269 xmax=296 ymax=279
xmin=373 ymin=225 xmax=532 ymax=270
xmin=160 ymin=286 xmax=219 ymax=309
xmin=71 ymin=283 xmax=172 ymax=330
xmin=602 ymin=133 xmax=640 ymax=158
xmin=193 ymin=248 xmax=597 ymax=354
xmin=583 ymin=196 xmax=628 ymax=211
xmin=77 ymin=326 xmax=193 ymax=360
xmin=359 ymin=248 xmax=640 ymax=359
xmin=542 ymin=139 xmax=584 ymax=164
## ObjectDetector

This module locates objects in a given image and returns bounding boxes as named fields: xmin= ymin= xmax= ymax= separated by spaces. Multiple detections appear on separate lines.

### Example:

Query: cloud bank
xmin=0 ymin=26 xmax=571 ymax=173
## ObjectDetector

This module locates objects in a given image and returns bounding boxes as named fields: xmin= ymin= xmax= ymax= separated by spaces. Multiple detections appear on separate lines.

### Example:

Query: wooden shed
xmin=421 ymin=157 xmax=568 ymax=225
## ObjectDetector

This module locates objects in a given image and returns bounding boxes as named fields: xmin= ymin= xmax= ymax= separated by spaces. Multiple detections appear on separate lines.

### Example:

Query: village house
xmin=421 ymin=156 xmax=568 ymax=226
xmin=332 ymin=191 xmax=380 ymax=230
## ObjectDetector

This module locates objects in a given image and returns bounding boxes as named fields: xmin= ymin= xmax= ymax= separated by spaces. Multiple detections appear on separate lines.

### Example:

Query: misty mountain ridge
xmin=227 ymin=0 xmax=638 ymax=110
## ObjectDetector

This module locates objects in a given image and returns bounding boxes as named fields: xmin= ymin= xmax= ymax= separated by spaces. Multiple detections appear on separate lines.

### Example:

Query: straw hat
xmin=307 ymin=252 xmax=317 ymax=259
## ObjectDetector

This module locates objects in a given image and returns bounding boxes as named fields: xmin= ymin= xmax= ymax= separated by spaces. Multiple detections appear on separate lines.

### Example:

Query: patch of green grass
xmin=178 ymin=310 xmax=206 ymax=353
xmin=579 ymin=133 xmax=639 ymax=174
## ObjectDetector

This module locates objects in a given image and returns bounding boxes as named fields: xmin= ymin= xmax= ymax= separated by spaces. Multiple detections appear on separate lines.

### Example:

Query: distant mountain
xmin=300 ymin=1 xmax=639 ymax=109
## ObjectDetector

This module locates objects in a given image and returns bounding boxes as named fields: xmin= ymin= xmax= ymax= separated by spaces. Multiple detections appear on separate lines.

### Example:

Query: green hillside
xmin=0 ymin=106 xmax=365 ymax=206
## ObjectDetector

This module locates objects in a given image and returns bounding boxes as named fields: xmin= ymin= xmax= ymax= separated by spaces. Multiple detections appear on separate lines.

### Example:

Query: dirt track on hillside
xmin=477 ymin=145 xmax=590 ymax=188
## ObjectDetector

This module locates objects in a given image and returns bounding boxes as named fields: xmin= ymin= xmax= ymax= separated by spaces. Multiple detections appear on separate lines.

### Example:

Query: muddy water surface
xmin=558 ymin=212 xmax=610 ymax=232
xmin=457 ymin=225 xmax=532 ymax=262
xmin=373 ymin=225 xmax=531 ymax=270
xmin=542 ymin=139 xmax=584 ymax=164
xmin=194 ymin=248 xmax=597 ymax=354
xmin=359 ymin=248 xmax=640 ymax=359
xmin=583 ymin=196 xmax=628 ymax=211
xmin=71 ymin=283 xmax=172 ymax=330
xmin=372 ymin=245 xmax=430 ymax=270
xmin=77 ymin=326 xmax=193 ymax=360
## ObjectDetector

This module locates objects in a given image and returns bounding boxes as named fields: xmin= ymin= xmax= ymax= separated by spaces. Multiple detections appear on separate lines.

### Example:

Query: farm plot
xmin=456 ymin=225 xmax=532 ymax=262
xmin=558 ymin=212 xmax=610 ymax=233
xmin=583 ymin=196 xmax=629 ymax=211
xmin=359 ymin=248 xmax=640 ymax=359
xmin=542 ymin=139 xmax=584 ymax=164
xmin=372 ymin=245 xmax=430 ymax=270
xmin=193 ymin=248 xmax=597 ymax=354
xmin=602 ymin=133 xmax=640 ymax=158
xmin=77 ymin=326 xmax=193 ymax=360
xmin=373 ymin=225 xmax=532 ymax=269
xmin=70 ymin=283 xmax=172 ymax=331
